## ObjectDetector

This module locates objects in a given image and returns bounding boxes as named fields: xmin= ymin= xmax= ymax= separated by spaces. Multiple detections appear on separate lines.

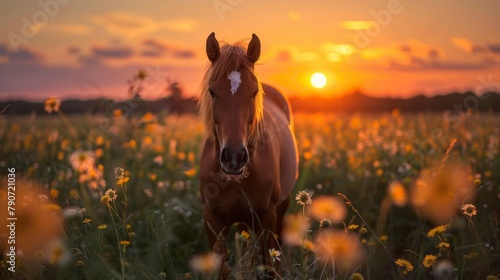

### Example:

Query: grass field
xmin=1 ymin=107 xmax=499 ymax=279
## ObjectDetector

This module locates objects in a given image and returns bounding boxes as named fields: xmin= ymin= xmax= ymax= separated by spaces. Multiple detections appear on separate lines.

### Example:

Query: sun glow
xmin=311 ymin=72 xmax=327 ymax=89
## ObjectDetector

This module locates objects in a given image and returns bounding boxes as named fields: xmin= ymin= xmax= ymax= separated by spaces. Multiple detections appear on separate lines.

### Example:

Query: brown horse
xmin=198 ymin=32 xmax=299 ymax=278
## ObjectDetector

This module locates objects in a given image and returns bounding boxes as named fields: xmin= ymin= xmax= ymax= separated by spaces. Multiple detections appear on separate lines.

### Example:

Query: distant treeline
xmin=1 ymin=91 xmax=499 ymax=115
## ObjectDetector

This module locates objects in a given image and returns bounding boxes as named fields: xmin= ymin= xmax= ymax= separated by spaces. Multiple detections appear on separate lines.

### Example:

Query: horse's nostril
xmin=220 ymin=148 xmax=230 ymax=164
xmin=240 ymin=148 xmax=249 ymax=165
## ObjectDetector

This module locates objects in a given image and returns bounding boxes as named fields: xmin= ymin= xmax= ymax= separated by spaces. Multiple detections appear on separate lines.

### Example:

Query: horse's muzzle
xmin=220 ymin=144 xmax=249 ymax=175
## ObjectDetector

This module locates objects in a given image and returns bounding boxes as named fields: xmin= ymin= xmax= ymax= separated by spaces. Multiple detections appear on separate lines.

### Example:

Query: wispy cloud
xmin=0 ymin=44 xmax=43 ymax=64
xmin=45 ymin=24 xmax=92 ymax=35
xmin=88 ymin=12 xmax=197 ymax=38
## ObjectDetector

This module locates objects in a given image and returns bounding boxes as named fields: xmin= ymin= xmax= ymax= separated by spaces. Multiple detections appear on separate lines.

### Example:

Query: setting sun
xmin=311 ymin=72 xmax=327 ymax=89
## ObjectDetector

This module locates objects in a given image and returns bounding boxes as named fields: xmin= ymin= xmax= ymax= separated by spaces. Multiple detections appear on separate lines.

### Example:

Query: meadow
xmin=0 ymin=101 xmax=499 ymax=279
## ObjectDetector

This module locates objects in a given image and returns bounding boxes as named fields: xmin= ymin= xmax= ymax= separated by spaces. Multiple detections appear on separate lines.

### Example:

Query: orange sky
xmin=1 ymin=0 xmax=499 ymax=100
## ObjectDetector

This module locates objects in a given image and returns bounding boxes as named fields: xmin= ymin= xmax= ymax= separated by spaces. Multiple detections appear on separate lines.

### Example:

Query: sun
xmin=311 ymin=72 xmax=327 ymax=89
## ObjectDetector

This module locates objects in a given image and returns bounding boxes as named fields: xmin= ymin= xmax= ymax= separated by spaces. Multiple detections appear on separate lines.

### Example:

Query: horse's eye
xmin=209 ymin=89 xmax=216 ymax=98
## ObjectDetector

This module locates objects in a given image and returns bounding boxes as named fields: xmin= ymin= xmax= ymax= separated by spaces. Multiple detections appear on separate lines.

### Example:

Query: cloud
xmin=91 ymin=46 xmax=134 ymax=59
xmin=0 ymin=44 xmax=42 ymax=64
xmin=451 ymin=38 xmax=500 ymax=55
xmin=341 ymin=21 xmax=376 ymax=31
xmin=88 ymin=12 xmax=197 ymax=38
xmin=140 ymin=39 xmax=195 ymax=59
xmin=45 ymin=24 xmax=92 ymax=35
xmin=488 ymin=44 xmax=500 ymax=54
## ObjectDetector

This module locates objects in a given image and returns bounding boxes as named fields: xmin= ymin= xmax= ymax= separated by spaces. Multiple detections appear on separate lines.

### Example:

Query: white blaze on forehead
xmin=228 ymin=71 xmax=241 ymax=95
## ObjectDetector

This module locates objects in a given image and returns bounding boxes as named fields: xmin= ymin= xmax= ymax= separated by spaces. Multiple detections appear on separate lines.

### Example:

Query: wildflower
xmin=189 ymin=252 xmax=221 ymax=274
xmin=389 ymin=181 xmax=408 ymax=207
xmin=113 ymin=109 xmax=122 ymax=118
xmin=114 ymin=167 xmax=125 ymax=180
xmin=45 ymin=238 xmax=71 ymax=266
xmin=348 ymin=224 xmax=359 ymax=230
xmin=427 ymin=225 xmax=447 ymax=238
xmin=119 ymin=240 xmax=131 ymax=246
xmin=461 ymin=204 xmax=477 ymax=218
xmin=314 ymin=230 xmax=363 ymax=266
xmin=82 ymin=218 xmax=91 ymax=224
xmin=411 ymin=162 xmax=474 ymax=224
xmin=184 ymin=168 xmax=197 ymax=177
xmin=302 ymin=239 xmax=315 ymax=251
xmin=295 ymin=190 xmax=312 ymax=206
xmin=308 ymin=196 xmax=347 ymax=223
xmin=349 ymin=273 xmax=365 ymax=280
xmin=117 ymin=176 xmax=129 ymax=185
xmin=101 ymin=195 xmax=110 ymax=204
xmin=44 ymin=97 xmax=61 ymax=113
xmin=239 ymin=231 xmax=250 ymax=241
xmin=359 ymin=227 xmax=368 ymax=234
xmin=380 ymin=235 xmax=388 ymax=242
xmin=395 ymin=258 xmax=414 ymax=272
xmin=76 ymin=260 xmax=84 ymax=267
xmin=436 ymin=242 xmax=450 ymax=249
xmin=69 ymin=151 xmax=95 ymax=172
xmin=105 ymin=189 xmax=117 ymax=201
xmin=283 ymin=214 xmax=309 ymax=246
xmin=269 ymin=248 xmax=281 ymax=262
xmin=0 ymin=179 xmax=62 ymax=255
xmin=50 ymin=189 xmax=59 ymax=199
xmin=153 ymin=155 xmax=164 ymax=165
xmin=432 ymin=260 xmax=453 ymax=279
xmin=136 ymin=69 xmax=148 ymax=80
xmin=97 ymin=224 xmax=108 ymax=230
xmin=422 ymin=254 xmax=438 ymax=268
xmin=320 ymin=219 xmax=332 ymax=232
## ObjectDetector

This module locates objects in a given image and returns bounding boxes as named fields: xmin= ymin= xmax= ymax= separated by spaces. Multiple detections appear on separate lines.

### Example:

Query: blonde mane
xmin=198 ymin=40 xmax=265 ymax=146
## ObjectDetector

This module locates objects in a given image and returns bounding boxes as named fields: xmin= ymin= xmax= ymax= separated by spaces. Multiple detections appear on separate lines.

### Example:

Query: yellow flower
xmin=189 ymin=252 xmax=221 ymax=274
xmin=348 ymin=224 xmax=359 ymax=230
xmin=314 ymin=230 xmax=363 ymax=266
xmin=389 ymin=181 xmax=408 ymax=207
xmin=395 ymin=258 xmax=414 ymax=272
xmin=184 ymin=168 xmax=197 ymax=177
xmin=44 ymin=97 xmax=61 ymax=113
xmin=461 ymin=204 xmax=477 ymax=218
xmin=380 ymin=235 xmax=388 ymax=242
xmin=149 ymin=173 xmax=157 ymax=181
xmin=43 ymin=203 xmax=62 ymax=213
xmin=239 ymin=231 xmax=250 ymax=241
xmin=50 ymin=189 xmax=59 ymax=199
xmin=302 ymin=239 xmax=315 ymax=251
xmin=97 ymin=224 xmax=108 ymax=230
xmin=45 ymin=238 xmax=70 ymax=266
xmin=427 ymin=225 xmax=447 ymax=238
xmin=295 ymin=190 xmax=312 ymax=206
xmin=101 ymin=195 xmax=110 ymax=204
xmin=269 ymin=248 xmax=281 ymax=262
xmin=142 ymin=112 xmax=154 ymax=122
xmin=119 ymin=240 xmax=131 ymax=246
xmin=436 ymin=242 xmax=450 ymax=249
xmin=76 ymin=260 xmax=84 ymax=267
xmin=117 ymin=177 xmax=130 ymax=185
xmin=308 ymin=196 xmax=347 ymax=223
xmin=113 ymin=109 xmax=122 ymax=118
xmin=422 ymin=254 xmax=437 ymax=268
xmin=82 ymin=218 xmax=91 ymax=224
xmin=283 ymin=214 xmax=309 ymax=246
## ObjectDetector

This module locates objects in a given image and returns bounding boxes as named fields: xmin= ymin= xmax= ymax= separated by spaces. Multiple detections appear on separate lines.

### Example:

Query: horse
xmin=198 ymin=32 xmax=299 ymax=278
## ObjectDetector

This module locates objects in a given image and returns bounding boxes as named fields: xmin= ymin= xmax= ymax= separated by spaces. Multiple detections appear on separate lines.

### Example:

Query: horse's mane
xmin=198 ymin=40 xmax=264 ymax=146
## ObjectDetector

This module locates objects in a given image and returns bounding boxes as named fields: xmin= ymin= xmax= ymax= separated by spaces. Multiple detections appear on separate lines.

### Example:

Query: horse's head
xmin=201 ymin=32 xmax=264 ymax=175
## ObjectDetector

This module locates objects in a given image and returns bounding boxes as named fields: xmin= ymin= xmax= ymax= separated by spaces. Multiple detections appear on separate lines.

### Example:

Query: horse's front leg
xmin=255 ymin=204 xmax=279 ymax=278
xmin=203 ymin=207 xmax=231 ymax=279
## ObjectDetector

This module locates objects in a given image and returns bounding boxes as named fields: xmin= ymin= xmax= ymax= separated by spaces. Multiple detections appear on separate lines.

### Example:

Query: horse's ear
xmin=247 ymin=34 xmax=260 ymax=63
xmin=206 ymin=32 xmax=220 ymax=63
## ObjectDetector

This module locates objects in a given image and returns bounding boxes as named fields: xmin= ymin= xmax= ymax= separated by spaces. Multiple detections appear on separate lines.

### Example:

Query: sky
xmin=0 ymin=0 xmax=499 ymax=101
